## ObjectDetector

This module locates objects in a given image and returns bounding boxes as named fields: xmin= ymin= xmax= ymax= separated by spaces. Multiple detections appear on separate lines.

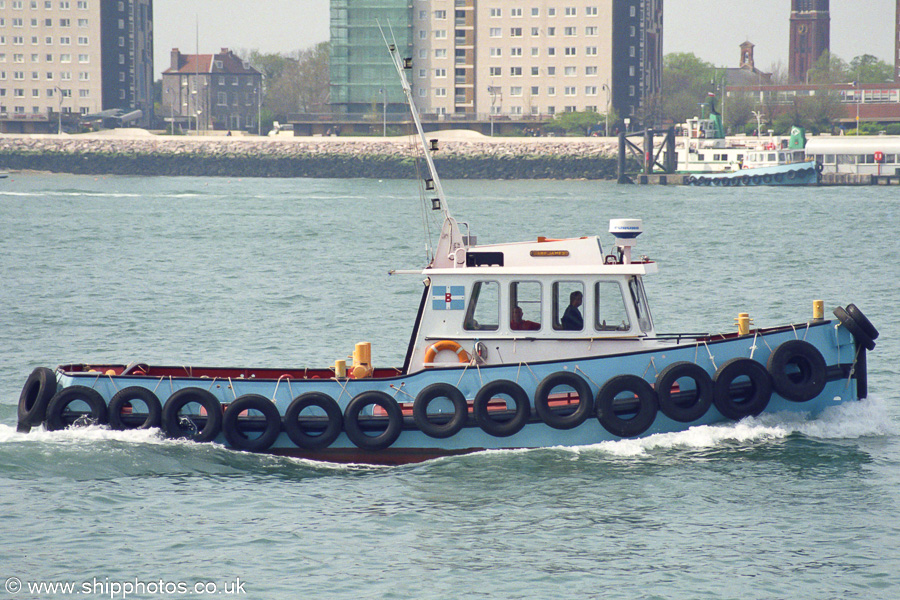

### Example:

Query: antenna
xmin=379 ymin=23 xmax=465 ymax=268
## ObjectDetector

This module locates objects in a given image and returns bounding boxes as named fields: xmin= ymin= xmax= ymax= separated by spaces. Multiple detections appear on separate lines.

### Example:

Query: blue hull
xmin=19 ymin=319 xmax=866 ymax=464
xmin=685 ymin=162 xmax=819 ymax=187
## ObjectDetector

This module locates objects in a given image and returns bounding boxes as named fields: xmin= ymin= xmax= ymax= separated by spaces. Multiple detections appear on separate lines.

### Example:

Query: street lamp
xmin=53 ymin=86 xmax=63 ymax=134
xmin=488 ymin=85 xmax=500 ymax=136
xmin=751 ymin=110 xmax=763 ymax=141
xmin=601 ymin=82 xmax=611 ymax=136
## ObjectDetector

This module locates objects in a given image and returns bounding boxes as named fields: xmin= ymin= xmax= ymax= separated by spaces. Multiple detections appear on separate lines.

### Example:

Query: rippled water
xmin=1 ymin=174 xmax=898 ymax=599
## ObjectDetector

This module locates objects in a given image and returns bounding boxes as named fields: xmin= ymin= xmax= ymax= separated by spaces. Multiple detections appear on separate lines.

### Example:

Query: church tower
xmin=739 ymin=41 xmax=755 ymax=70
xmin=789 ymin=0 xmax=830 ymax=83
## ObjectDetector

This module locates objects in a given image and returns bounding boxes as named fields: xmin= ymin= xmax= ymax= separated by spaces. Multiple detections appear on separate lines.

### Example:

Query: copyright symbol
xmin=5 ymin=576 xmax=22 ymax=594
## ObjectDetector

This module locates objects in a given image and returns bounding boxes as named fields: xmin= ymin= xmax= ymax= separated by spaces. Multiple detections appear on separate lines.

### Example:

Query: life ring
xmin=474 ymin=380 xmax=531 ymax=437
xmin=741 ymin=175 xmax=750 ymax=185
xmin=44 ymin=386 xmax=108 ymax=431
xmin=595 ymin=375 xmax=658 ymax=437
xmin=655 ymin=362 xmax=713 ymax=423
xmin=413 ymin=383 xmax=469 ymax=438
xmin=424 ymin=340 xmax=471 ymax=364
xmin=833 ymin=306 xmax=875 ymax=351
xmin=712 ymin=358 xmax=772 ymax=420
xmin=17 ymin=366 xmax=57 ymax=431
xmin=874 ymin=151 xmax=884 ymax=163
xmin=774 ymin=173 xmax=784 ymax=183
xmin=766 ymin=340 xmax=827 ymax=402
xmin=284 ymin=392 xmax=343 ymax=450
xmin=222 ymin=394 xmax=283 ymax=452
xmin=763 ymin=174 xmax=773 ymax=183
xmin=343 ymin=391 xmax=403 ymax=450
xmin=534 ymin=371 xmax=593 ymax=430
xmin=108 ymin=386 xmax=161 ymax=430
xmin=162 ymin=387 xmax=223 ymax=442
xmin=845 ymin=303 xmax=878 ymax=341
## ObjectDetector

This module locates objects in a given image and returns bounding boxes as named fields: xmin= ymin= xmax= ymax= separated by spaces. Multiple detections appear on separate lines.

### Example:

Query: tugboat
xmin=15 ymin=45 xmax=877 ymax=465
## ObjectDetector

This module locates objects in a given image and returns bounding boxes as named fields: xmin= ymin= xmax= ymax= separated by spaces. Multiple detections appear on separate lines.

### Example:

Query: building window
xmin=490 ymin=47 xmax=501 ymax=57
xmin=510 ymin=47 xmax=522 ymax=57
xmin=510 ymin=66 xmax=522 ymax=76
xmin=510 ymin=27 xmax=522 ymax=37
xmin=585 ymin=26 xmax=598 ymax=36
xmin=565 ymin=7 xmax=576 ymax=16
xmin=435 ymin=68 xmax=446 ymax=78
xmin=531 ymin=86 xmax=539 ymax=95
xmin=565 ymin=86 xmax=576 ymax=96
xmin=435 ymin=48 xmax=447 ymax=58
xmin=586 ymin=46 xmax=598 ymax=56
xmin=564 ymin=47 xmax=576 ymax=56
xmin=531 ymin=27 xmax=539 ymax=37
xmin=586 ymin=6 xmax=598 ymax=16
xmin=564 ymin=66 xmax=576 ymax=76
xmin=510 ymin=86 xmax=522 ymax=96
xmin=434 ymin=9 xmax=446 ymax=19
xmin=547 ymin=47 xmax=556 ymax=56
xmin=585 ymin=86 xmax=597 ymax=95
xmin=434 ymin=30 xmax=447 ymax=39
xmin=547 ymin=66 xmax=555 ymax=75
xmin=489 ymin=27 xmax=501 ymax=37
xmin=531 ymin=66 xmax=539 ymax=76
xmin=564 ymin=26 xmax=576 ymax=36
xmin=489 ymin=66 xmax=501 ymax=76
xmin=531 ymin=7 xmax=539 ymax=16
xmin=547 ymin=27 xmax=555 ymax=36
xmin=489 ymin=8 xmax=501 ymax=17
xmin=586 ymin=66 xmax=597 ymax=75
xmin=434 ymin=87 xmax=446 ymax=97
xmin=510 ymin=8 xmax=522 ymax=17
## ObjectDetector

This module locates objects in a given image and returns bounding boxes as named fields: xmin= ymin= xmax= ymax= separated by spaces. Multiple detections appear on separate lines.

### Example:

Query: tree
xmin=661 ymin=53 xmax=717 ymax=125
xmin=806 ymin=51 xmax=849 ymax=84
xmin=295 ymin=42 xmax=330 ymax=113
xmin=548 ymin=110 xmax=604 ymax=135
xmin=848 ymin=54 xmax=894 ymax=84
xmin=240 ymin=42 xmax=331 ymax=122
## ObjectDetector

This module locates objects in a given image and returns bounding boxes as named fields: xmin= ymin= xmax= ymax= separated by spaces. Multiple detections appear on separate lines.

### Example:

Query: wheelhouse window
xmin=464 ymin=281 xmax=499 ymax=331
xmin=552 ymin=281 xmax=583 ymax=331
xmin=510 ymin=281 xmax=541 ymax=331
xmin=628 ymin=277 xmax=652 ymax=332
xmin=594 ymin=281 xmax=630 ymax=331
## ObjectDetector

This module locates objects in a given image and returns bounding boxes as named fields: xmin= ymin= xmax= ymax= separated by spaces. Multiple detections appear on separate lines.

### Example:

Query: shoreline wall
xmin=0 ymin=136 xmax=623 ymax=179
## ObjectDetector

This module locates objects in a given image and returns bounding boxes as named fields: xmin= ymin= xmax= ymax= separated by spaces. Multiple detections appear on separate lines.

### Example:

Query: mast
xmin=384 ymin=33 xmax=465 ymax=269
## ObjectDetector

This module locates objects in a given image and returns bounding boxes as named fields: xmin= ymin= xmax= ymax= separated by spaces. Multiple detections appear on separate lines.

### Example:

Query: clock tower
xmin=789 ymin=0 xmax=830 ymax=83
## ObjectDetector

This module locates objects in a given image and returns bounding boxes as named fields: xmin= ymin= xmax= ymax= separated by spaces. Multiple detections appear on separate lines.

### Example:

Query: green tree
xmin=548 ymin=110 xmax=604 ymax=135
xmin=848 ymin=54 xmax=894 ymax=84
xmin=807 ymin=51 xmax=849 ymax=84
xmin=661 ymin=52 xmax=717 ymax=124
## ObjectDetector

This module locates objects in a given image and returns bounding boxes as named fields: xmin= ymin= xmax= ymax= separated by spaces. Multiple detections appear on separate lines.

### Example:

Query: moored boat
xmin=14 ymin=45 xmax=878 ymax=465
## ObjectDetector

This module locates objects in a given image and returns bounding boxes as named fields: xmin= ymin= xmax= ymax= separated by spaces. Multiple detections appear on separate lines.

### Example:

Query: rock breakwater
xmin=0 ymin=134 xmax=622 ymax=179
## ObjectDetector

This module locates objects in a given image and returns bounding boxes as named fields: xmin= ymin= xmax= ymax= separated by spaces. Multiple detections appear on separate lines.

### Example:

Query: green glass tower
xmin=330 ymin=0 xmax=412 ymax=114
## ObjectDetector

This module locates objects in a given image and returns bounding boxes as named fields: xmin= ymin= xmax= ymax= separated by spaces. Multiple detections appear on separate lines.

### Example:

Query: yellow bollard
xmin=812 ymin=300 xmax=824 ymax=321
xmin=334 ymin=359 xmax=347 ymax=378
xmin=736 ymin=313 xmax=750 ymax=336
xmin=350 ymin=342 xmax=373 ymax=378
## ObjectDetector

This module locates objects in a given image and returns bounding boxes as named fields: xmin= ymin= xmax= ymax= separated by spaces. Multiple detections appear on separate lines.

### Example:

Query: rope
xmin=575 ymin=364 xmax=602 ymax=388
xmin=390 ymin=381 xmax=415 ymax=401
xmin=106 ymin=373 xmax=120 ymax=393
xmin=748 ymin=329 xmax=759 ymax=360
xmin=703 ymin=340 xmax=717 ymax=371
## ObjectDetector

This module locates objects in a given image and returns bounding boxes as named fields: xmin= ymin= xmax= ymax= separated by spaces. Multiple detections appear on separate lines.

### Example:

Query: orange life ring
xmin=874 ymin=151 xmax=884 ymax=163
xmin=424 ymin=340 xmax=471 ymax=364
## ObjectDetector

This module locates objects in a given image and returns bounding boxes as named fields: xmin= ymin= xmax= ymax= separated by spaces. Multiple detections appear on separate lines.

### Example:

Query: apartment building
xmin=0 ymin=0 xmax=152 ymax=127
xmin=330 ymin=0 xmax=662 ymax=125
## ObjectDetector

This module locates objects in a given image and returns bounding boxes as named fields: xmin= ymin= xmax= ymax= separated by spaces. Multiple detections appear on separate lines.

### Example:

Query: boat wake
xmin=579 ymin=395 xmax=894 ymax=458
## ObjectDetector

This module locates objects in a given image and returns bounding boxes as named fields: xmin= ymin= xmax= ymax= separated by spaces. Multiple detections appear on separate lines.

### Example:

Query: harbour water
xmin=1 ymin=174 xmax=898 ymax=599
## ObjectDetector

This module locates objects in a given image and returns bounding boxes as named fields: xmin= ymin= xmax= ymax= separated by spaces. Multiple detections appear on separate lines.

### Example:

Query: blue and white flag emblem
xmin=433 ymin=285 xmax=465 ymax=310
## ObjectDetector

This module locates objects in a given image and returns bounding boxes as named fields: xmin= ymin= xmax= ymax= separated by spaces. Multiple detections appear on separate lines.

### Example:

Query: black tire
xmin=474 ymin=380 xmax=530 ymax=437
xmin=595 ymin=375 xmax=658 ymax=437
xmin=343 ymin=391 xmax=403 ymax=451
xmin=162 ymin=387 xmax=223 ymax=442
xmin=413 ymin=383 xmax=469 ymax=439
xmin=284 ymin=392 xmax=343 ymax=450
xmin=44 ymin=386 xmax=108 ymax=431
xmin=833 ymin=306 xmax=875 ymax=351
xmin=17 ymin=367 xmax=57 ymax=430
xmin=766 ymin=340 xmax=827 ymax=402
xmin=763 ymin=174 xmax=773 ymax=183
xmin=108 ymin=386 xmax=162 ymax=430
xmin=774 ymin=173 xmax=784 ymax=183
xmin=223 ymin=394 xmax=282 ymax=452
xmin=687 ymin=175 xmax=696 ymax=184
xmin=712 ymin=358 xmax=772 ymax=420
xmin=534 ymin=371 xmax=593 ymax=430
xmin=741 ymin=174 xmax=751 ymax=185
xmin=751 ymin=174 xmax=761 ymax=184
xmin=655 ymin=362 xmax=713 ymax=423
xmin=816 ymin=162 xmax=824 ymax=173
xmin=845 ymin=304 xmax=878 ymax=341
xmin=787 ymin=170 xmax=796 ymax=180
xmin=696 ymin=176 xmax=706 ymax=185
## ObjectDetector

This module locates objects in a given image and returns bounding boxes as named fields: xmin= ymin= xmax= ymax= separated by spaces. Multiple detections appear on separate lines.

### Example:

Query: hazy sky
xmin=154 ymin=0 xmax=896 ymax=78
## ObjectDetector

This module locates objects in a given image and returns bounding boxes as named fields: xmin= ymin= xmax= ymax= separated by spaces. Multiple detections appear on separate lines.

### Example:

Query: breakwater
xmin=0 ymin=135 xmax=622 ymax=179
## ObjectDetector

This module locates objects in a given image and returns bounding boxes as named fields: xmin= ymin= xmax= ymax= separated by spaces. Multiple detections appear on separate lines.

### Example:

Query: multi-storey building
xmin=161 ymin=48 xmax=262 ymax=132
xmin=0 ymin=0 xmax=152 ymax=129
xmin=329 ymin=0 xmax=662 ymax=126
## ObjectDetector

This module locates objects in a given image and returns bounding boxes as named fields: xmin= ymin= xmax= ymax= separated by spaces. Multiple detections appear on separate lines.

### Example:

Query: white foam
xmin=0 ymin=423 xmax=168 ymax=445
xmin=577 ymin=395 xmax=894 ymax=458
